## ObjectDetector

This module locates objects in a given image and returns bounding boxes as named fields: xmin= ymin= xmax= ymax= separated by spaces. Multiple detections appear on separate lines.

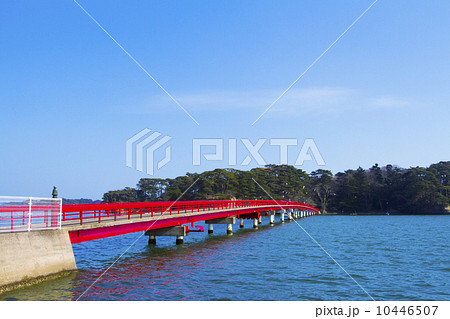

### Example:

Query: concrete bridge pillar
xmin=145 ymin=226 xmax=187 ymax=245
xmin=227 ymin=223 xmax=233 ymax=235
xmin=253 ymin=218 xmax=258 ymax=229
xmin=270 ymin=214 xmax=275 ymax=225
xmin=205 ymin=217 xmax=236 ymax=235
xmin=240 ymin=218 xmax=244 ymax=228
xmin=281 ymin=210 xmax=285 ymax=223
xmin=208 ymin=224 xmax=214 ymax=234
xmin=258 ymin=216 xmax=262 ymax=224
xmin=287 ymin=209 xmax=293 ymax=221
xmin=148 ymin=235 xmax=156 ymax=245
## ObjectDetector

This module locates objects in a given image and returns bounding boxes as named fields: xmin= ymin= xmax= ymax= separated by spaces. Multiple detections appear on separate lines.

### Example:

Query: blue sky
xmin=1 ymin=0 xmax=449 ymax=199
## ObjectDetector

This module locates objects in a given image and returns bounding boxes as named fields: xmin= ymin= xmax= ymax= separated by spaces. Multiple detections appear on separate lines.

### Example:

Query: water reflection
xmin=75 ymin=223 xmax=278 ymax=300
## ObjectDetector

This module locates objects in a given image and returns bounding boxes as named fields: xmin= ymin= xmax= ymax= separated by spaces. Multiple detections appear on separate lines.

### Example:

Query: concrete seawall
xmin=0 ymin=230 xmax=77 ymax=290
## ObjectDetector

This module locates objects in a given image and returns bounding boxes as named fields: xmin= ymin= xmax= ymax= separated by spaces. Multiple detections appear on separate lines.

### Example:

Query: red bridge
xmin=62 ymin=200 xmax=319 ymax=243
xmin=0 ymin=198 xmax=319 ymax=244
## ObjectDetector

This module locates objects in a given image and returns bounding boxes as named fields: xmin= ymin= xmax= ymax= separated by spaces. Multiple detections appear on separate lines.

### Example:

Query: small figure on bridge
xmin=52 ymin=186 xmax=58 ymax=198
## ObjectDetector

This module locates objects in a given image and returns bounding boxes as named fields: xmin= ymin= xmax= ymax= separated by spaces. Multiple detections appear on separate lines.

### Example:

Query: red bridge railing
xmin=62 ymin=200 xmax=319 ymax=226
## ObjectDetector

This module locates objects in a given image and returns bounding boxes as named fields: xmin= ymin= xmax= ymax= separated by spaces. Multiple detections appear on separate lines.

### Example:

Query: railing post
xmin=80 ymin=211 xmax=83 ymax=225
xmin=59 ymin=198 xmax=62 ymax=229
xmin=28 ymin=197 xmax=32 ymax=232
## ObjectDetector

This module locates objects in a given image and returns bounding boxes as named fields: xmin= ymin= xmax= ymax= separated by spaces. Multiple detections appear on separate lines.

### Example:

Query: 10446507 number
xmin=376 ymin=306 xmax=438 ymax=316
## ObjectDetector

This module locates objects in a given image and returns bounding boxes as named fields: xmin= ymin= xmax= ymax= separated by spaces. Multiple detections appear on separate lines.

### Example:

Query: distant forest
xmin=102 ymin=161 xmax=450 ymax=214
xmin=62 ymin=198 xmax=101 ymax=205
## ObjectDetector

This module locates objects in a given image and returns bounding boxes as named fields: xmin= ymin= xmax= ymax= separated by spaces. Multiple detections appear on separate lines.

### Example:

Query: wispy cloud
xmin=368 ymin=96 xmax=410 ymax=108
xmin=121 ymin=87 xmax=408 ymax=117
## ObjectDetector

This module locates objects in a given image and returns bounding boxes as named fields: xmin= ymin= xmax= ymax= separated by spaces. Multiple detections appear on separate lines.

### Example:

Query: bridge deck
xmin=1 ymin=200 xmax=319 ymax=243
xmin=61 ymin=200 xmax=319 ymax=243
xmin=63 ymin=204 xmax=275 ymax=231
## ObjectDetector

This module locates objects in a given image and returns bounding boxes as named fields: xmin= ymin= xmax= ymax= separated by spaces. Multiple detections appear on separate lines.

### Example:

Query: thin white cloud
xmin=121 ymin=87 xmax=408 ymax=117
xmin=368 ymin=96 xmax=410 ymax=108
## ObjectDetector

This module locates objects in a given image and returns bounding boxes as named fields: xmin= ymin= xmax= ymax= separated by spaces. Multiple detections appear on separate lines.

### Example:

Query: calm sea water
xmin=1 ymin=215 xmax=449 ymax=301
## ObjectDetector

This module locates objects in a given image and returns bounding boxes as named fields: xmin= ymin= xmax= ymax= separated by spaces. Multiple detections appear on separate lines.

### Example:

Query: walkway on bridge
xmin=61 ymin=200 xmax=319 ymax=243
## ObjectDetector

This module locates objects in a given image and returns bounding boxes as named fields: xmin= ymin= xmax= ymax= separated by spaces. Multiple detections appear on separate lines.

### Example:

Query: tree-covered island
xmin=102 ymin=161 xmax=450 ymax=215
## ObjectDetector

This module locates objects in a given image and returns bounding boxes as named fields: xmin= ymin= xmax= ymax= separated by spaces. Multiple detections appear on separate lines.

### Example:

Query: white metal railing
xmin=0 ymin=196 xmax=62 ymax=233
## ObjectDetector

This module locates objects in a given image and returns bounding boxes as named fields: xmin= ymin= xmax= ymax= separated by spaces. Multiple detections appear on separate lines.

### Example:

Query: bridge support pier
xmin=227 ymin=224 xmax=233 ymax=235
xmin=281 ymin=210 xmax=285 ymax=223
xmin=258 ymin=216 xmax=262 ymax=224
xmin=205 ymin=217 xmax=236 ymax=235
xmin=148 ymin=235 xmax=156 ymax=245
xmin=208 ymin=224 xmax=214 ymax=234
xmin=270 ymin=214 xmax=274 ymax=225
xmin=287 ymin=210 xmax=293 ymax=221
xmin=239 ymin=218 xmax=244 ymax=228
xmin=145 ymin=226 xmax=187 ymax=246
xmin=253 ymin=218 xmax=258 ymax=229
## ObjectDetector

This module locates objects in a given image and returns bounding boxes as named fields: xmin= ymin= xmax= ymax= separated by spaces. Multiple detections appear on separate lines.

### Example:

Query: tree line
xmin=103 ymin=161 xmax=450 ymax=214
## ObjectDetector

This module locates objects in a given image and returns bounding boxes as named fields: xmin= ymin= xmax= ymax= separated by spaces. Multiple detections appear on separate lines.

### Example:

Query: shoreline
xmin=323 ymin=212 xmax=450 ymax=216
